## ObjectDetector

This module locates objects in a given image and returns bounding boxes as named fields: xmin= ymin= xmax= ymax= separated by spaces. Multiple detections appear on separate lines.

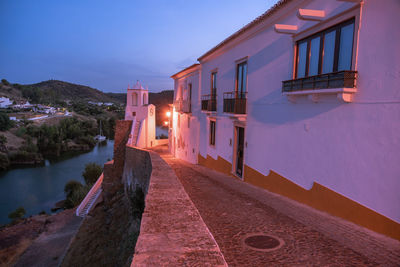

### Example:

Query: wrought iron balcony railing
xmin=223 ymin=91 xmax=247 ymax=114
xmin=282 ymin=70 xmax=357 ymax=93
xmin=201 ymin=94 xmax=217 ymax=112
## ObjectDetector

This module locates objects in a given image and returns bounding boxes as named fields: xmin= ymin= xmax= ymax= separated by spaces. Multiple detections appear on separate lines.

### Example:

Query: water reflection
xmin=0 ymin=141 xmax=114 ymax=224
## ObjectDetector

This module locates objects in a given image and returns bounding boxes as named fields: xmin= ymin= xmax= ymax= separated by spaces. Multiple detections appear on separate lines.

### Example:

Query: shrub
xmin=0 ymin=152 xmax=9 ymax=170
xmin=0 ymin=135 xmax=6 ymax=145
xmin=13 ymin=83 xmax=22 ymax=90
xmin=15 ymin=127 xmax=27 ymax=137
xmin=1 ymin=79 xmax=10 ymax=86
xmin=20 ymin=137 xmax=38 ymax=153
xmin=64 ymin=180 xmax=87 ymax=209
xmin=0 ymin=113 xmax=13 ymax=131
xmin=82 ymin=163 xmax=102 ymax=187
xmin=8 ymin=206 xmax=26 ymax=222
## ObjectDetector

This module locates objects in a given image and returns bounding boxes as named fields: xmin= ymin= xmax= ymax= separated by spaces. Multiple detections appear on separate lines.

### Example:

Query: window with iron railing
xmin=284 ymin=19 xmax=357 ymax=93
xmin=201 ymin=94 xmax=217 ymax=112
xmin=223 ymin=61 xmax=247 ymax=114
xmin=223 ymin=91 xmax=247 ymax=114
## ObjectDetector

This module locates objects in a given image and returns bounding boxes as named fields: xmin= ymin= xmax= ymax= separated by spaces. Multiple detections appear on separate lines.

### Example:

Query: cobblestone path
xmin=155 ymin=149 xmax=399 ymax=266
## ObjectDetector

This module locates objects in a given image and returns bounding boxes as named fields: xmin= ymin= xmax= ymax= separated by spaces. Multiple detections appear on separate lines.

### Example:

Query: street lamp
xmin=166 ymin=111 xmax=171 ymax=118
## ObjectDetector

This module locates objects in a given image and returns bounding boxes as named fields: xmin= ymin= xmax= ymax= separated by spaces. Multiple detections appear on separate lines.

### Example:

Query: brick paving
xmin=152 ymin=146 xmax=400 ymax=266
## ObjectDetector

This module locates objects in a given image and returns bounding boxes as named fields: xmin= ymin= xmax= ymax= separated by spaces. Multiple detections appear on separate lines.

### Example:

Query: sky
xmin=0 ymin=0 xmax=278 ymax=93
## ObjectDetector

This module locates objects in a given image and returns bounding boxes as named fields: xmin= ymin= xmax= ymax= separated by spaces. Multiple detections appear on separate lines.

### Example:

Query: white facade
xmin=0 ymin=97 xmax=12 ymax=108
xmin=170 ymin=0 xmax=400 ymax=239
xmin=125 ymin=81 xmax=156 ymax=148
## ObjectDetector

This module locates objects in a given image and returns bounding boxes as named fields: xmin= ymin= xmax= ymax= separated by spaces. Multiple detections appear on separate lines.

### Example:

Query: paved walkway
xmin=14 ymin=209 xmax=82 ymax=267
xmin=152 ymin=146 xmax=400 ymax=266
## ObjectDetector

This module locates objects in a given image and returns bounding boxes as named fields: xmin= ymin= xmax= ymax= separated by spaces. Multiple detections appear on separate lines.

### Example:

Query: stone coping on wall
xmin=131 ymin=151 xmax=227 ymax=266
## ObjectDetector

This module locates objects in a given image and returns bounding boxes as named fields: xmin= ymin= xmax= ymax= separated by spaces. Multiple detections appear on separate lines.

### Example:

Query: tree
xmin=0 ymin=113 xmax=13 ymax=131
xmin=0 ymin=135 xmax=6 ymax=145
xmin=8 ymin=206 xmax=26 ymax=222
xmin=64 ymin=180 xmax=86 ymax=209
xmin=1 ymin=79 xmax=10 ymax=86
xmin=82 ymin=163 xmax=102 ymax=187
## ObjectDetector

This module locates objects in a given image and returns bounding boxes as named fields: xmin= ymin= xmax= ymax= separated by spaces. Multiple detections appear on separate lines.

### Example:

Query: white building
xmin=125 ymin=81 xmax=156 ymax=148
xmin=170 ymin=0 xmax=400 ymax=240
xmin=0 ymin=97 xmax=12 ymax=108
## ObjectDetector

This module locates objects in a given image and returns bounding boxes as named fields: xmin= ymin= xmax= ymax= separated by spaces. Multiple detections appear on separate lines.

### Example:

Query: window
xmin=188 ymin=83 xmax=192 ymax=113
xmin=187 ymin=117 xmax=190 ymax=128
xmin=211 ymin=72 xmax=217 ymax=96
xmin=296 ymin=19 xmax=355 ymax=78
xmin=236 ymin=62 xmax=247 ymax=97
xmin=132 ymin=93 xmax=138 ymax=106
xmin=209 ymin=120 xmax=216 ymax=146
xmin=143 ymin=93 xmax=147 ymax=105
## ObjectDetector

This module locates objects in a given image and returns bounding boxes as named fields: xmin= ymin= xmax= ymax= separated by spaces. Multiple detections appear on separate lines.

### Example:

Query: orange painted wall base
xmin=198 ymin=154 xmax=400 ymax=241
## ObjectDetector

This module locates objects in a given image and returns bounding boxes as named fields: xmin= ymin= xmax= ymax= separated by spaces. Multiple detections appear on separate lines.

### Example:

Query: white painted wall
xmin=172 ymin=0 xmax=400 ymax=223
xmin=171 ymin=69 xmax=200 ymax=164
xmin=125 ymin=86 xmax=155 ymax=148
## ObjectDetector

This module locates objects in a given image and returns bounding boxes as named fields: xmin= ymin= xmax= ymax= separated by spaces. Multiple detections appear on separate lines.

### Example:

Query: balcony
xmin=174 ymin=99 xmax=191 ymax=113
xmin=201 ymin=94 xmax=217 ymax=112
xmin=282 ymin=71 xmax=357 ymax=102
xmin=223 ymin=91 xmax=247 ymax=114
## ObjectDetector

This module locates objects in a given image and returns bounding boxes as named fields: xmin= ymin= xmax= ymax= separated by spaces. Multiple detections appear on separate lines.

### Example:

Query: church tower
xmin=125 ymin=81 xmax=156 ymax=148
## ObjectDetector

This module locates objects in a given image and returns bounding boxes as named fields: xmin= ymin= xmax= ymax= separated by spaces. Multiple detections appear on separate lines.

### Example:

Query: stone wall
xmin=102 ymin=120 xmax=132 ymax=203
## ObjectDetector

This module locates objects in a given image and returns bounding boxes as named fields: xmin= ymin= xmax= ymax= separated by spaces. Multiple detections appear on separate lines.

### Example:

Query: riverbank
xmin=0 ymin=209 xmax=81 ymax=267
xmin=0 ymin=140 xmax=114 ymax=225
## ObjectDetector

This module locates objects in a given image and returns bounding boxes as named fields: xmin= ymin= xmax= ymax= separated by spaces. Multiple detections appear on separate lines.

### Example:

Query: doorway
xmin=235 ymin=126 xmax=245 ymax=177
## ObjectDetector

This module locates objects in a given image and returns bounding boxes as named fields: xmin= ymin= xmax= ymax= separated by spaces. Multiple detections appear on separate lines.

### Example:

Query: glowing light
xmin=166 ymin=111 xmax=171 ymax=118
xmin=164 ymin=121 xmax=169 ymax=125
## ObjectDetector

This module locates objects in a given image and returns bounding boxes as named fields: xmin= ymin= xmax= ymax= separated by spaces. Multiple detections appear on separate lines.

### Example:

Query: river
xmin=0 ymin=141 xmax=114 ymax=225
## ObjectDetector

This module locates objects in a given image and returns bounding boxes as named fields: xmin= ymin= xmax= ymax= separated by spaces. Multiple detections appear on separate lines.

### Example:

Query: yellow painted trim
xmin=197 ymin=153 xmax=400 ymax=241
xmin=198 ymin=154 xmax=232 ymax=176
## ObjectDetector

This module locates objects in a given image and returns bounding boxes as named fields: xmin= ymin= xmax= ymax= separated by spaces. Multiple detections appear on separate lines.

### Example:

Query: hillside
xmin=105 ymin=90 xmax=174 ymax=106
xmin=0 ymin=79 xmax=173 ymax=108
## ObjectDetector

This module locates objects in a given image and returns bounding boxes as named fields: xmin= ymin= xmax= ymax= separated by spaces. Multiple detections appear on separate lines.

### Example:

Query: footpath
xmin=151 ymin=146 xmax=400 ymax=266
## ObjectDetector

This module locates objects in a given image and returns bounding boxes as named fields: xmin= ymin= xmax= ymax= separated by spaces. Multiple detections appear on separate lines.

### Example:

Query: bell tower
xmin=125 ymin=81 xmax=155 ymax=147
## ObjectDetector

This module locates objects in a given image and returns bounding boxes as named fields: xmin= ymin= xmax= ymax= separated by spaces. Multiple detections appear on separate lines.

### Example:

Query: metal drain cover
xmin=243 ymin=234 xmax=284 ymax=252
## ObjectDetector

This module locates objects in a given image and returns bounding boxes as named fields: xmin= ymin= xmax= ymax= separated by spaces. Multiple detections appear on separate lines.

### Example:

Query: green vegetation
xmin=0 ymin=116 xmax=110 ymax=169
xmin=18 ymin=117 xmax=98 ymax=156
xmin=0 ymin=134 xmax=6 ymax=145
xmin=0 ymin=112 xmax=14 ymax=131
xmin=82 ymin=162 xmax=102 ymax=187
xmin=64 ymin=180 xmax=87 ymax=209
xmin=8 ymin=206 xmax=26 ymax=222
xmin=1 ymin=79 xmax=10 ymax=86
xmin=0 ymin=152 xmax=9 ymax=170
xmin=64 ymin=162 xmax=103 ymax=209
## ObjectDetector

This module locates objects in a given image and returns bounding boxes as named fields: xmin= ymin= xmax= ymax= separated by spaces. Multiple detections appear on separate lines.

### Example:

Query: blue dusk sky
xmin=0 ymin=0 xmax=278 ymax=93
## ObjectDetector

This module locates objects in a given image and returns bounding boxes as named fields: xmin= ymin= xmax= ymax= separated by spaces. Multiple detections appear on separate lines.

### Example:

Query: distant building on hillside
xmin=0 ymin=97 xmax=12 ymax=108
xmin=125 ymin=81 xmax=156 ymax=148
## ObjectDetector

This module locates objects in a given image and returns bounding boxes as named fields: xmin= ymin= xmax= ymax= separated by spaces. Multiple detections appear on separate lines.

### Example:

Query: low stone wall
xmin=154 ymin=138 xmax=168 ymax=146
xmin=129 ymin=148 xmax=227 ymax=266
xmin=122 ymin=146 xmax=152 ymax=198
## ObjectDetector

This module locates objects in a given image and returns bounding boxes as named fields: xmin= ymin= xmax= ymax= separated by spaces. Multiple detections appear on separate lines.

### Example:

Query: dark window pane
xmin=338 ymin=23 xmax=354 ymax=71
xmin=322 ymin=30 xmax=336 ymax=74
xmin=211 ymin=72 xmax=217 ymax=95
xmin=210 ymin=121 xmax=216 ymax=145
xmin=297 ymin=41 xmax=307 ymax=78
xmin=309 ymin=36 xmax=321 ymax=76
xmin=237 ymin=65 xmax=243 ymax=92
xmin=242 ymin=63 xmax=247 ymax=93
